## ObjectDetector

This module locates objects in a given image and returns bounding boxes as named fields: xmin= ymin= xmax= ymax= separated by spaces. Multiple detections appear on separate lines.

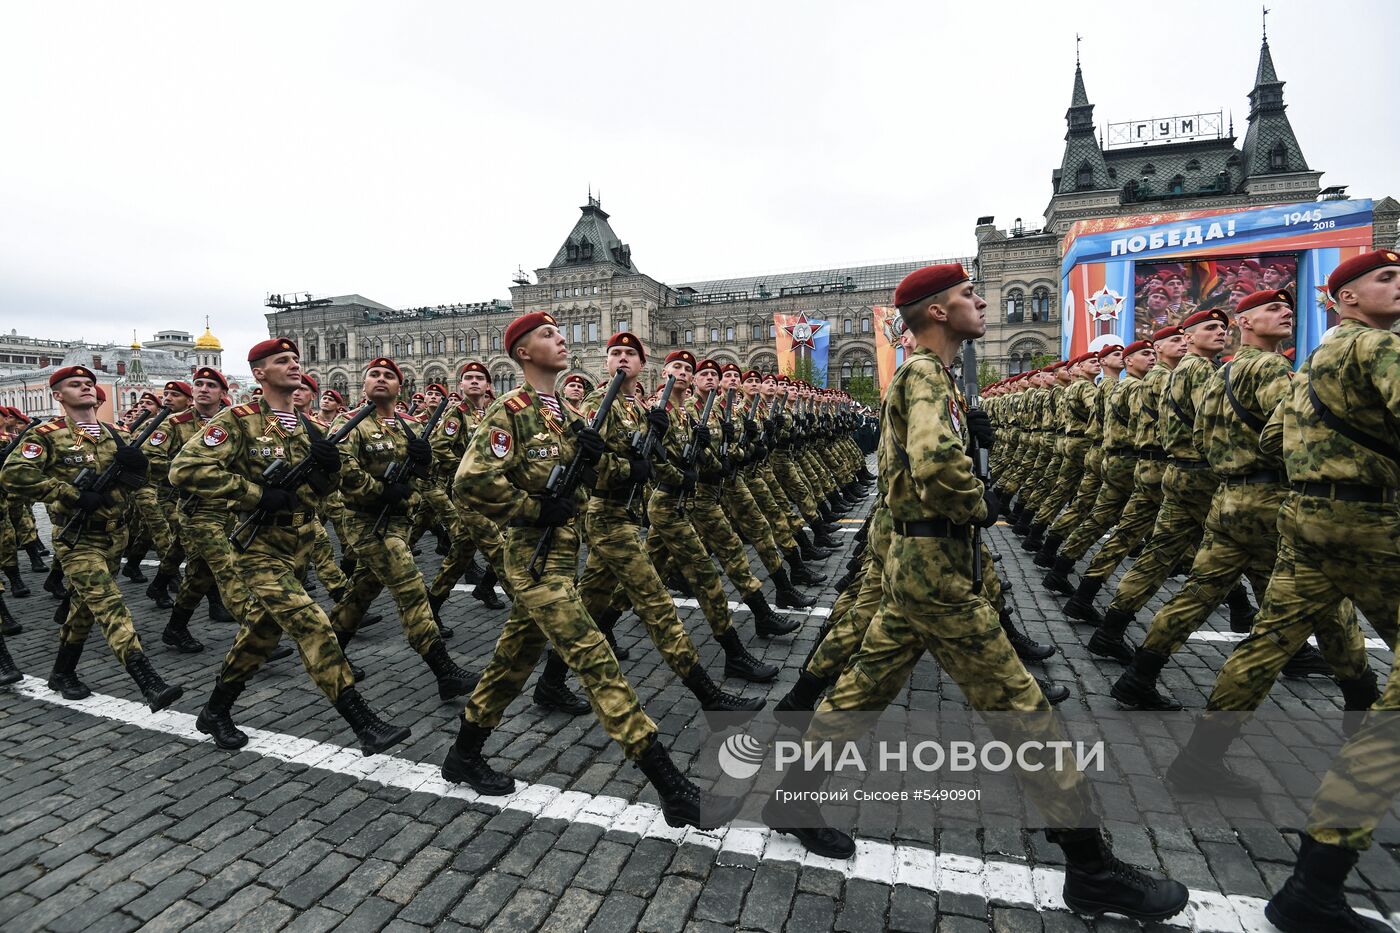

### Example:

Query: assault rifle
xmin=228 ymin=401 xmax=375 ymax=552
xmin=675 ymin=387 xmax=718 ymax=511
xmin=962 ymin=339 xmax=989 ymax=592
xmin=371 ymin=396 xmax=449 ymax=539
xmin=528 ymin=368 xmax=626 ymax=580
xmin=58 ymin=407 xmax=172 ymax=546
xmin=623 ymin=374 xmax=676 ymax=514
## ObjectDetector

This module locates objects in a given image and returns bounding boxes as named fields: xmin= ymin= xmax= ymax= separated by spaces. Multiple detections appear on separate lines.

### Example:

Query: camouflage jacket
xmin=430 ymin=402 xmax=485 ymax=483
xmin=1197 ymin=345 xmax=1290 ymax=477
xmin=1132 ymin=363 xmax=1173 ymax=451
xmin=338 ymin=410 xmax=420 ymax=513
xmin=1160 ymin=353 xmax=1215 ymax=460
xmin=1 ymin=415 xmax=132 ymax=525
xmin=454 ymin=384 xmax=576 ymax=526
xmin=582 ymin=384 xmax=648 ymax=494
xmin=1060 ymin=379 xmax=1096 ymax=436
xmin=653 ymin=395 xmax=694 ymax=487
xmin=145 ymin=406 xmax=224 ymax=513
xmin=880 ymin=347 xmax=985 ymax=526
xmin=1103 ymin=374 xmax=1140 ymax=451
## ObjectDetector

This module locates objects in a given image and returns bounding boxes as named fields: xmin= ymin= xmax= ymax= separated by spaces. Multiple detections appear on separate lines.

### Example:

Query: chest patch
xmin=444 ymin=420 xmax=458 ymax=436
xmin=20 ymin=442 xmax=42 ymax=459
xmin=489 ymin=429 xmax=512 ymax=458
xmin=147 ymin=430 xmax=167 ymax=447
xmin=204 ymin=426 xmax=229 ymax=447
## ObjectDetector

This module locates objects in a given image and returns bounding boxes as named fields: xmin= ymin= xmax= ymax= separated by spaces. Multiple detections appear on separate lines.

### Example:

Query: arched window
xmin=860 ymin=317 xmax=871 ymax=333
xmin=670 ymin=330 xmax=679 ymax=346
xmin=1005 ymin=289 xmax=1025 ymax=324
xmin=726 ymin=326 xmax=735 ymax=341
xmin=1031 ymin=288 xmax=1051 ymax=321
xmin=843 ymin=319 xmax=852 ymax=334
xmin=492 ymin=369 xmax=516 ymax=396
xmin=751 ymin=322 xmax=763 ymax=340
xmin=1075 ymin=162 xmax=1095 ymax=190
xmin=709 ymin=327 xmax=719 ymax=342
xmin=330 ymin=373 xmax=349 ymax=396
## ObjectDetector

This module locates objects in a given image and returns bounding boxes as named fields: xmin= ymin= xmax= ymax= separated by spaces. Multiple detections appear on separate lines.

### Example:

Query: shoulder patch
xmin=503 ymin=395 xmax=529 ymax=413
xmin=20 ymin=441 xmax=43 ymax=459
xmin=203 ymin=425 xmax=230 ymax=447
xmin=147 ymin=430 xmax=168 ymax=447
xmin=443 ymin=419 xmax=459 ymax=436
xmin=170 ymin=410 xmax=196 ymax=424
xmin=489 ymin=428 xmax=512 ymax=458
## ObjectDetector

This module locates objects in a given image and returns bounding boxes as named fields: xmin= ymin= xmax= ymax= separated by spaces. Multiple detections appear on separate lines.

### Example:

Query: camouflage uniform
xmin=1046 ymin=377 xmax=1112 ymax=540
xmin=1057 ymin=374 xmax=1140 ymax=562
xmin=1033 ymin=378 xmax=1095 ymax=526
xmin=454 ymin=384 xmax=657 ymax=759
xmin=169 ymin=399 xmax=354 ymax=699
xmin=430 ymin=402 xmax=507 ymax=598
xmin=145 ymin=408 xmax=229 ymax=612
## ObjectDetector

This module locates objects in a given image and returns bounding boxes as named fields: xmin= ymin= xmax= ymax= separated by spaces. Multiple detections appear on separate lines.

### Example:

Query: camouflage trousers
xmin=807 ymin=506 xmax=892 ymax=680
xmin=1141 ymin=483 xmax=1353 ymax=657
xmin=720 ymin=478 xmax=786 ymax=574
xmin=173 ymin=510 xmax=227 ymax=613
xmin=465 ymin=522 xmax=658 ymax=760
xmin=578 ymin=499 xmax=700 ymax=677
xmin=687 ymin=485 xmax=766 ymax=597
xmin=1104 ymin=465 xmax=1216 ymax=616
xmin=1306 ymin=606 xmax=1400 ymax=851
xmin=155 ymin=491 xmax=187 ymax=577
xmin=741 ymin=469 xmax=798 ymax=550
xmin=432 ymin=485 xmax=507 ymax=600
xmin=1034 ymin=438 xmax=1091 ymax=527
xmin=756 ymin=463 xmax=807 ymax=539
xmin=1058 ymin=453 xmax=1137 ymax=561
xmin=128 ymin=485 xmax=175 ymax=558
xmin=1048 ymin=447 xmax=1104 ymax=539
xmin=645 ymin=489 xmax=731 ymax=638
xmin=309 ymin=517 xmax=348 ymax=594
xmin=1020 ymin=438 xmax=1063 ymax=513
xmin=1083 ymin=459 xmax=1165 ymax=582
xmin=1206 ymin=496 xmax=1395 ymax=713
xmin=218 ymin=519 xmax=354 ymax=701
xmin=410 ymin=479 xmax=458 ymax=544
xmin=804 ymin=529 xmax=1092 ymax=828
xmin=771 ymin=453 xmax=822 ymax=525
xmin=1000 ymin=435 xmax=1043 ymax=497
xmin=0 ymin=499 xmax=15 ymax=588
xmin=54 ymin=524 xmax=143 ymax=664
xmin=7 ymin=498 xmax=38 ymax=547
xmin=332 ymin=511 xmax=441 ymax=655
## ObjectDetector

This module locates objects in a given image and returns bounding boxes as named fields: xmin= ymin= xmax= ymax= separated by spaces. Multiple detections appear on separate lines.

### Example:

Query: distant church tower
xmin=194 ymin=317 xmax=223 ymax=370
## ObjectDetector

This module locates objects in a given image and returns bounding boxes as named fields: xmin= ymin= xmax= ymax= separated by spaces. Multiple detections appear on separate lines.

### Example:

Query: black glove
xmin=406 ymin=437 xmax=432 ymax=467
xmin=309 ymin=437 xmax=341 ymax=473
xmin=680 ymin=465 xmax=698 ymax=493
xmin=721 ymin=420 xmax=736 ymax=442
xmin=114 ymin=445 xmax=147 ymax=475
xmin=976 ymin=487 xmax=1001 ymax=528
xmin=743 ymin=420 xmax=761 ymax=441
xmin=379 ymin=481 xmax=412 ymax=507
xmin=256 ymin=486 xmax=297 ymax=514
xmin=572 ymin=424 xmax=605 ymax=465
xmin=533 ymin=495 xmax=577 ymax=527
xmin=750 ymin=440 xmax=768 ymax=461
xmin=74 ymin=490 xmax=114 ymax=513
xmin=645 ymin=407 xmax=670 ymax=440
xmin=966 ymin=409 xmax=995 ymax=452
xmin=692 ymin=424 xmax=711 ymax=450
xmin=627 ymin=456 xmax=653 ymax=486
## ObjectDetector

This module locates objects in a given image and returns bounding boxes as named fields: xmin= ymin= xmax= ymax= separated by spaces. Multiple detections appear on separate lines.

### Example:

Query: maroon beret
xmin=140 ymin=392 xmax=160 ymax=405
xmin=164 ymin=380 xmax=193 ymax=398
xmin=893 ymin=263 xmax=970 ymax=309
xmin=1123 ymin=339 xmax=1154 ymax=358
xmin=193 ymin=366 xmax=228 ymax=390
xmin=95 ymin=386 xmax=107 ymax=402
xmin=49 ymin=365 xmax=97 ymax=388
xmin=1151 ymin=324 xmax=1184 ymax=341
xmin=562 ymin=372 xmax=590 ymax=390
xmin=761 ymin=373 xmax=778 ymax=384
xmin=321 ymin=389 xmax=344 ymax=405
xmin=1236 ymin=290 xmax=1294 ymax=315
xmin=248 ymin=337 xmax=299 ymax=363
xmin=459 ymin=361 xmax=488 ymax=378
xmin=300 ymin=374 xmax=318 ymax=394
xmin=365 ymin=357 xmax=403 ymax=381
xmin=1096 ymin=342 xmax=1125 ymax=359
xmin=425 ymin=383 xmax=447 ymax=395
xmin=1068 ymin=352 xmax=1095 ymax=366
xmin=695 ymin=358 xmax=721 ymax=375
xmin=742 ymin=369 xmax=762 ymax=381
xmin=1328 ymin=249 xmax=1400 ymax=297
xmin=665 ymin=349 xmax=696 ymax=369
xmin=411 ymin=392 xmax=425 ymax=401
xmin=719 ymin=362 xmax=742 ymax=375
xmin=504 ymin=311 xmax=557 ymax=354
xmin=606 ymin=331 xmax=646 ymax=363
xmin=1182 ymin=308 xmax=1229 ymax=330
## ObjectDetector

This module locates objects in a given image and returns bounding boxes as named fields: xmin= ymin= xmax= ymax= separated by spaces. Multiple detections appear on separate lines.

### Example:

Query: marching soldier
xmin=119 ymin=390 xmax=176 ymax=585
xmin=1 ymin=365 xmax=184 ymax=711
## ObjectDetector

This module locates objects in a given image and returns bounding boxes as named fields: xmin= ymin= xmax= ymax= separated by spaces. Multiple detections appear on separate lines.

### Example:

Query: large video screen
xmin=1132 ymin=254 xmax=1298 ymax=341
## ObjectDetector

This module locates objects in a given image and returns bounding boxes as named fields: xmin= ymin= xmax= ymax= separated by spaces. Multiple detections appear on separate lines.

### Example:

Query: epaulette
xmin=35 ymin=421 xmax=62 ymax=436
xmin=170 ymin=410 xmax=197 ymax=425
xmin=503 ymin=395 xmax=529 ymax=414
xmin=232 ymin=404 xmax=259 ymax=417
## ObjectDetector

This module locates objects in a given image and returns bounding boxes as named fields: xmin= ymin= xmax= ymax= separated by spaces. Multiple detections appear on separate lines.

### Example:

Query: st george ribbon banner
xmin=774 ymin=311 xmax=830 ymax=386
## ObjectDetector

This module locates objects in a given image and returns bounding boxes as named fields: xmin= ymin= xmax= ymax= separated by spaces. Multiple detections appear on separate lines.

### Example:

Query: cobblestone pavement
xmin=3 ymin=473 xmax=1400 ymax=932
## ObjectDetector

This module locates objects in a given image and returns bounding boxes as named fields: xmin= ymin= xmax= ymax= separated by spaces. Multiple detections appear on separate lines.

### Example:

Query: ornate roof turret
xmin=549 ymin=193 xmax=636 ymax=272
xmin=1240 ymin=32 xmax=1308 ymax=178
xmin=1054 ymin=62 xmax=1111 ymax=194
xmin=195 ymin=316 xmax=222 ymax=350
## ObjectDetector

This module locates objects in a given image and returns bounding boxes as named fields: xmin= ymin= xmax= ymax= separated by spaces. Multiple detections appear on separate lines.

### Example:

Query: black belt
xmin=655 ymin=482 xmax=685 ymax=496
xmin=1291 ymin=482 xmax=1396 ymax=504
xmin=57 ymin=515 xmax=123 ymax=534
xmin=1063 ymin=431 xmax=1088 ymax=438
xmin=1136 ymin=448 xmax=1168 ymax=461
xmin=1106 ymin=447 xmax=1135 ymax=456
xmin=593 ymin=487 xmax=639 ymax=504
xmin=242 ymin=511 xmax=315 ymax=528
xmin=1221 ymin=470 xmax=1284 ymax=486
xmin=1169 ymin=458 xmax=1212 ymax=470
xmin=893 ymin=518 xmax=971 ymax=539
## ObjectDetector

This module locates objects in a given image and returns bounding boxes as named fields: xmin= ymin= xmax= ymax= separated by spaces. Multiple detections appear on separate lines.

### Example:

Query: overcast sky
xmin=4 ymin=0 xmax=1396 ymax=371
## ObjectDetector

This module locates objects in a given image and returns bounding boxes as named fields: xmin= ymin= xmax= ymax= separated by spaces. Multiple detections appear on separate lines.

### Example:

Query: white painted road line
xmin=1187 ymin=630 xmax=1391 ymax=653
xmin=13 ymin=676 xmax=1393 ymax=933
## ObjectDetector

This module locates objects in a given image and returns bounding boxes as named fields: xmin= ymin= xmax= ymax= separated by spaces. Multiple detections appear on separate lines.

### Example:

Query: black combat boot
xmin=796 ymin=528 xmax=835 ymax=561
xmin=432 ymin=523 xmax=451 ymax=556
xmin=124 ymin=650 xmax=183 ymax=712
xmin=25 ymin=542 xmax=48 ymax=573
xmin=595 ymin=607 xmax=629 ymax=661
xmin=1012 ymin=506 xmax=1034 ymax=536
xmin=1033 ymin=532 xmax=1064 ymax=569
xmin=335 ymin=629 xmax=367 ymax=682
xmin=1037 ymin=679 xmax=1071 ymax=705
xmin=1043 ymin=555 xmax=1076 ymax=596
xmin=533 ymin=652 xmax=590 ymax=715
xmin=338 ymin=555 xmax=357 ymax=579
xmin=1021 ymin=521 xmax=1047 ymax=552
xmin=1064 ymin=575 xmax=1106 ymax=626
xmin=1000 ymin=609 xmax=1056 ymax=662
xmin=442 ymin=719 xmax=516 ymax=795
xmin=1054 ymin=828 xmax=1189 ymax=922
xmin=196 ymin=678 xmax=249 ymax=749
xmin=761 ymin=762 xmax=855 ymax=858
xmin=770 ymin=569 xmax=817 ymax=612
xmin=635 ymin=736 xmax=744 ymax=830
xmin=1281 ymin=642 xmax=1332 ymax=679
xmin=1225 ymin=582 xmax=1257 ymax=633
xmin=206 ymin=592 xmax=234 ymax=624
xmin=334 ymin=687 xmax=411 ymax=756
xmin=682 ymin=664 xmax=765 ymax=713
xmin=1110 ymin=648 xmax=1183 ymax=711
xmin=47 ymin=641 xmax=90 ymax=699
xmin=161 ymin=606 xmax=204 ymax=653
xmin=0 ymin=594 xmax=21 ymax=636
xmin=1166 ymin=715 xmax=1261 ymax=798
xmin=1339 ymin=670 xmax=1381 ymax=738
xmin=4 ymin=565 xmax=30 ymax=598
xmin=472 ymin=569 xmax=505 ymax=610
xmin=0 ymin=630 xmax=21 ymax=686
xmin=121 ymin=555 xmax=148 ymax=583
xmin=422 ymin=639 xmax=478 ymax=700
xmin=145 ymin=572 xmax=175 ymax=610
xmin=717 ymin=628 xmax=778 ymax=683
xmin=43 ymin=565 xmax=67 ymax=599
xmin=747 ymin=585 xmax=802 ymax=635
xmin=461 ymin=559 xmax=483 ymax=585
xmin=427 ymin=592 xmax=453 ymax=640
xmin=784 ymin=548 xmax=827 ymax=586
xmin=1265 ymin=835 xmax=1392 ymax=933
xmin=1087 ymin=607 xmax=1136 ymax=663
xmin=775 ymin=670 xmax=832 ymax=713
xmin=35 ymin=540 xmax=51 ymax=557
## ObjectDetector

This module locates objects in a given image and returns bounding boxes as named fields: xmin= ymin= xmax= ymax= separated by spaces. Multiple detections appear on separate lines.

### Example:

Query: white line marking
xmin=1187 ymin=630 xmax=1391 ymax=652
xmin=12 ymin=676 xmax=1383 ymax=933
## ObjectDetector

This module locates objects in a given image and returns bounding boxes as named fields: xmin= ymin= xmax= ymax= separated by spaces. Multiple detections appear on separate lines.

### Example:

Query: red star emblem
xmin=1314 ymin=283 xmax=1336 ymax=314
xmin=782 ymin=312 xmax=826 ymax=351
